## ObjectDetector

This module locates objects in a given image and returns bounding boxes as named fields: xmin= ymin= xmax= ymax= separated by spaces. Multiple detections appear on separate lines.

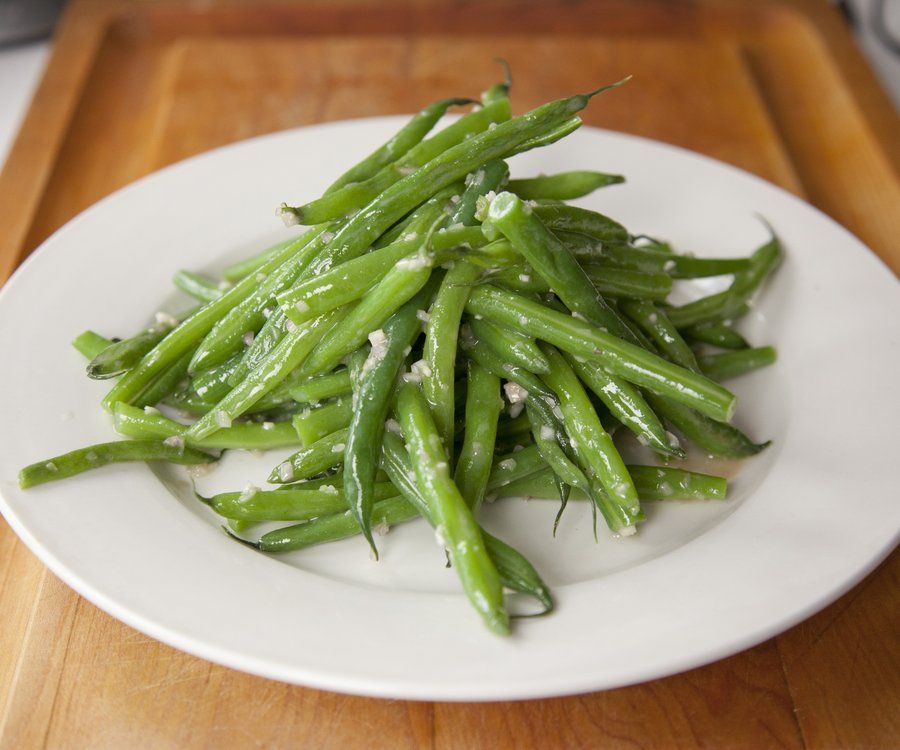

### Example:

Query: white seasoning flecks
xmin=332 ymin=443 xmax=346 ymax=453
xmin=319 ymin=483 xmax=339 ymax=495
xmin=155 ymin=311 xmax=179 ymax=327
xmin=503 ymin=382 xmax=528 ymax=405
xmin=663 ymin=259 xmax=676 ymax=272
xmin=614 ymin=525 xmax=637 ymax=538
xmin=215 ymin=410 xmax=232 ymax=428
xmin=398 ymin=165 xmax=416 ymax=176
xmin=499 ymin=458 xmax=517 ymax=471
xmin=262 ymin=307 xmax=274 ymax=319
xmin=415 ymin=309 xmax=431 ymax=323
xmin=374 ymin=521 xmax=390 ymax=536
xmin=45 ymin=461 xmax=58 ymax=473
xmin=410 ymin=359 xmax=433 ymax=379
xmin=262 ymin=421 xmax=275 ymax=431
xmin=509 ymin=402 xmax=524 ymax=419
xmin=571 ymin=311 xmax=587 ymax=322
xmin=402 ymin=231 xmax=419 ymax=242
xmin=143 ymin=406 xmax=161 ymax=415
xmin=277 ymin=463 xmax=295 ymax=482
xmin=255 ymin=272 xmax=267 ymax=282
xmin=518 ymin=274 xmax=531 ymax=283
xmin=294 ymin=299 xmax=310 ymax=314
xmin=242 ymin=330 xmax=255 ymax=346
xmin=238 ymin=483 xmax=259 ymax=502
xmin=279 ymin=206 xmax=299 ymax=227
xmin=647 ymin=313 xmax=658 ymax=324
xmin=518 ymin=315 xmax=528 ymax=326
xmin=163 ymin=435 xmax=185 ymax=451
xmin=384 ymin=418 xmax=402 ymax=435
xmin=321 ymin=231 xmax=335 ymax=243
xmin=540 ymin=425 xmax=555 ymax=440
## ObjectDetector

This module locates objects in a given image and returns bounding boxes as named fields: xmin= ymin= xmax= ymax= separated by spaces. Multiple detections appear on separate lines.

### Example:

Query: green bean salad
xmin=20 ymin=72 xmax=780 ymax=634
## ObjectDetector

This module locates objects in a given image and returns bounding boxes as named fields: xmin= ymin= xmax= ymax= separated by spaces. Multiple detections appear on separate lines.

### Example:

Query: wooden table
xmin=0 ymin=1 xmax=897 ymax=747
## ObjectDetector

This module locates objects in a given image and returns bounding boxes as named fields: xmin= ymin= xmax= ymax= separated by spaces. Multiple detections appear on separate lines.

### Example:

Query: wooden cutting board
xmin=0 ymin=1 xmax=897 ymax=747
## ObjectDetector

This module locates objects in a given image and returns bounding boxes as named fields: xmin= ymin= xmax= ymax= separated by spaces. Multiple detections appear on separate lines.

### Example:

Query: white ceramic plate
xmin=0 ymin=118 xmax=897 ymax=701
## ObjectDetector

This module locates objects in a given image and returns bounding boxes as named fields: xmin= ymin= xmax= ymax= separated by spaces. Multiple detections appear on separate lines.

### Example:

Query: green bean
xmin=224 ymin=308 xmax=289 ymax=387
xmin=454 ymin=362 xmax=503 ymax=509
xmin=525 ymin=399 xmax=590 ymax=531
xmin=197 ymin=481 xmax=398 ymax=522
xmin=102 ymin=235 xmax=307 ymax=410
xmin=112 ymin=402 xmax=300 ymax=450
xmin=532 ymin=204 xmax=630 ymax=248
xmin=565 ymin=352 xmax=680 ymax=457
xmin=467 ymin=285 xmax=736 ymax=422
xmin=327 ymin=97 xmax=475 ymax=192
xmin=620 ymin=299 xmax=700 ymax=372
xmin=581 ymin=266 xmax=673 ymax=301
xmin=496 ymin=465 xmax=726 ymax=502
xmin=134 ymin=351 xmax=193 ymax=408
xmin=664 ymin=255 xmax=753 ymax=279
xmin=381 ymin=432 xmax=552 ymax=614
xmin=256 ymin=497 xmax=416 ymax=553
xmin=540 ymin=344 xmax=639 ymax=532
xmin=19 ymin=440 xmax=215 ymax=488
xmin=72 ymin=331 xmax=112 ymax=360
xmin=450 ymin=159 xmax=509 ymax=227
xmin=487 ymin=192 xmax=637 ymax=341
xmin=665 ymin=236 xmax=782 ymax=328
xmin=396 ymin=383 xmax=509 ymax=634
xmin=468 ymin=318 xmax=551 ymax=374
xmin=173 ymin=271 xmax=225 ymax=303
xmin=188 ymin=226 xmax=328 ymax=373
xmin=699 ymin=347 xmax=776 ymax=382
xmin=459 ymin=330 xmax=556 ymax=404
xmin=683 ymin=321 xmax=749 ymax=350
xmin=509 ymin=116 xmax=582 ymax=156
xmin=293 ymin=398 xmax=353 ymax=445
xmin=276 ymin=235 xmax=426 ymax=324
xmin=296 ymin=260 xmax=434 ymax=382
xmin=508 ymin=171 xmax=624 ymax=200
xmin=629 ymin=465 xmax=727 ymax=500
xmin=288 ymin=370 xmax=351 ymax=404
xmin=486 ymin=444 xmax=546 ymax=489
xmin=648 ymin=394 xmax=768 ymax=458
xmin=269 ymin=427 xmax=349 ymax=483
xmin=187 ymin=309 xmax=346 ymax=441
xmin=191 ymin=354 xmax=244 ymax=401
xmin=346 ymin=280 xmax=441 ymax=553
xmin=284 ymin=99 xmax=511 ymax=225
xmin=88 ymin=320 xmax=174 ymax=379
xmin=279 ymin=83 xmax=627 ymax=289
xmin=221 ymin=239 xmax=294 ymax=282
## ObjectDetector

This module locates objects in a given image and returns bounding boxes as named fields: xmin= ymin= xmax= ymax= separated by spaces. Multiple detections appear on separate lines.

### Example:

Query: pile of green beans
xmin=20 ymin=72 xmax=782 ymax=635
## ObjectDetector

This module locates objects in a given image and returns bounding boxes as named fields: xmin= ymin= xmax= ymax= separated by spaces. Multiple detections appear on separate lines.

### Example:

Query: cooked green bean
xmin=469 ymin=317 xmax=551 ymax=374
xmin=454 ymin=362 xmax=503 ymax=509
xmin=565 ymin=352 xmax=680 ymax=457
xmin=197 ymin=481 xmax=398 ymax=522
xmin=256 ymin=496 xmax=416 ymax=553
xmin=72 ymin=331 xmax=112 ymax=360
xmin=467 ymin=285 xmax=736 ymax=422
xmin=381 ymin=432 xmax=552 ymax=614
xmin=683 ymin=321 xmax=749 ymax=350
xmin=221 ymin=239 xmax=294 ymax=282
xmin=327 ymin=97 xmax=475 ymax=191
xmin=88 ymin=320 xmax=174 ymax=379
xmin=459 ymin=330 xmax=558 ymax=403
xmin=620 ymin=299 xmax=700 ymax=372
xmin=508 ymin=171 xmax=624 ymax=200
xmin=344 ymin=278 xmax=439 ymax=552
xmin=699 ymin=346 xmax=776 ymax=381
xmin=19 ymin=440 xmax=215 ymax=488
xmin=666 ymin=236 xmax=782 ymax=328
xmin=173 ymin=271 xmax=225 ymax=303
xmin=293 ymin=398 xmax=353 ymax=445
xmin=396 ymin=383 xmax=509 ymax=634
xmin=112 ymin=402 xmax=301 ymax=450
xmin=270 ymin=427 xmax=349 ymax=483
xmin=288 ymin=370 xmax=351 ymax=404
xmin=540 ymin=344 xmax=639 ymax=532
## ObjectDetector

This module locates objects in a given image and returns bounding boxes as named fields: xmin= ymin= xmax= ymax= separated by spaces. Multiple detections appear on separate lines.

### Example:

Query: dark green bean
xmin=173 ymin=271 xmax=225 ymax=303
xmin=468 ymin=317 xmax=551 ymax=374
xmin=683 ymin=321 xmax=749 ymax=350
xmin=293 ymin=398 xmax=353 ymax=445
xmin=270 ymin=427 xmax=349 ymax=483
xmin=699 ymin=346 xmax=776 ymax=381
xmin=508 ymin=171 xmax=624 ymax=200
xmin=72 ymin=331 xmax=112 ymax=360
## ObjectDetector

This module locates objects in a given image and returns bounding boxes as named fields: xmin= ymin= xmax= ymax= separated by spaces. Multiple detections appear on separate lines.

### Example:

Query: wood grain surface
xmin=0 ymin=1 xmax=897 ymax=748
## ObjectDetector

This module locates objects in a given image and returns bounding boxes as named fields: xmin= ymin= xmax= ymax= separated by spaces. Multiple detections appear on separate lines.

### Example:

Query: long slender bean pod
xmin=699 ymin=347 xmax=776 ymax=381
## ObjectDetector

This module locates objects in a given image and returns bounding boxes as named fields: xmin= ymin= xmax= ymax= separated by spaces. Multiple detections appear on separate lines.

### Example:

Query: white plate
xmin=0 ymin=118 xmax=897 ymax=701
